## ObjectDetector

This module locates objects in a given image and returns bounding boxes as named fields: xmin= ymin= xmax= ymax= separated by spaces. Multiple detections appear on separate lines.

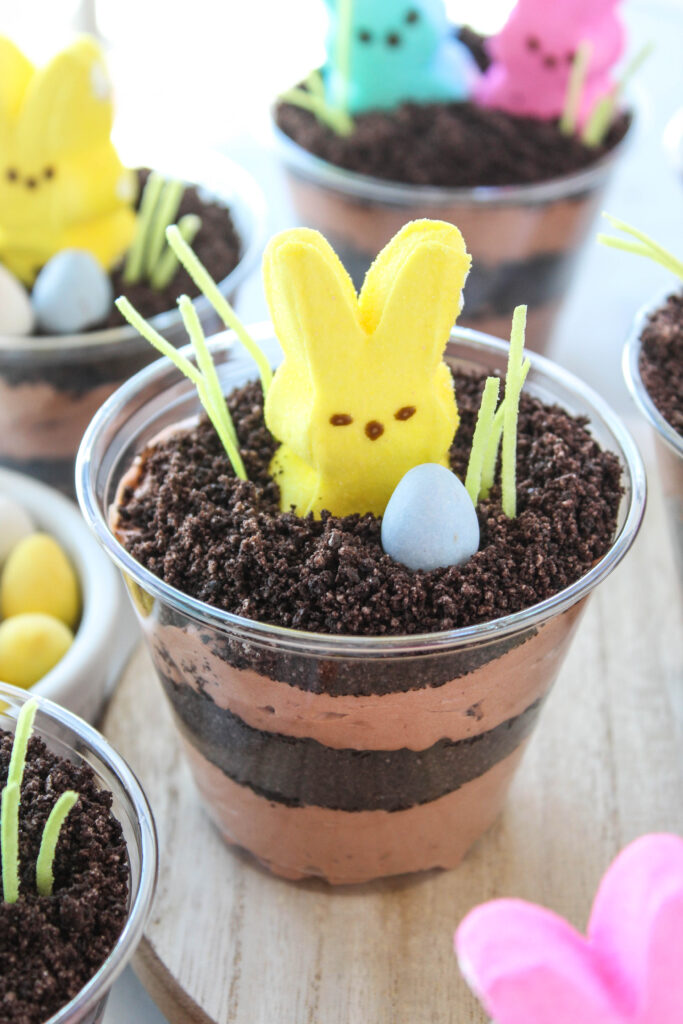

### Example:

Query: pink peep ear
xmin=587 ymin=834 xmax=683 ymax=1022
xmin=555 ymin=0 xmax=622 ymax=19
xmin=455 ymin=900 xmax=622 ymax=1024
xmin=455 ymin=834 xmax=683 ymax=1024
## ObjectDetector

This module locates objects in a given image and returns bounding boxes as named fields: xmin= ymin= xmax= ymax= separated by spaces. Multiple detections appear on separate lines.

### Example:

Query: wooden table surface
xmin=103 ymin=430 xmax=682 ymax=1024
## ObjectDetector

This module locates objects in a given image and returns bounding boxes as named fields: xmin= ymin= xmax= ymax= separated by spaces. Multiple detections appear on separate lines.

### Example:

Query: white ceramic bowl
xmin=0 ymin=467 xmax=137 ymax=721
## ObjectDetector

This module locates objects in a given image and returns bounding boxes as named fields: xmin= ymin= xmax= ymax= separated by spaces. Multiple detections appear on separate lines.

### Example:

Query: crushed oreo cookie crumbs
xmin=0 ymin=731 xmax=129 ymax=1024
xmin=639 ymin=291 xmax=683 ymax=435
xmin=115 ymin=370 xmax=622 ymax=637
xmin=275 ymin=98 xmax=630 ymax=189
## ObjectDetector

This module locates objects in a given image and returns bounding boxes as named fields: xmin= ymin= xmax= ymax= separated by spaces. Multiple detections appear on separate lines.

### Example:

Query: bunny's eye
xmin=395 ymin=406 xmax=416 ymax=421
xmin=358 ymin=29 xmax=373 ymax=43
xmin=330 ymin=413 xmax=353 ymax=426
xmin=405 ymin=9 xmax=419 ymax=24
xmin=43 ymin=166 xmax=56 ymax=180
xmin=526 ymin=36 xmax=540 ymax=51
xmin=5 ymin=168 xmax=18 ymax=183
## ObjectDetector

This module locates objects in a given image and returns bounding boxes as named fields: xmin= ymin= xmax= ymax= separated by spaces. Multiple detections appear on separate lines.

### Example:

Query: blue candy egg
xmin=32 ymin=249 xmax=113 ymax=335
xmin=381 ymin=463 xmax=479 ymax=571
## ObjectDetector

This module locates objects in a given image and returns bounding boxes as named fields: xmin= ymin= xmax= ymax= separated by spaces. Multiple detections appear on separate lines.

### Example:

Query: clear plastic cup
xmin=0 ymin=682 xmax=158 ymax=1023
xmin=624 ymin=291 xmax=682 ymax=571
xmin=273 ymin=119 xmax=632 ymax=353
xmin=76 ymin=325 xmax=645 ymax=885
xmin=0 ymin=151 xmax=266 ymax=497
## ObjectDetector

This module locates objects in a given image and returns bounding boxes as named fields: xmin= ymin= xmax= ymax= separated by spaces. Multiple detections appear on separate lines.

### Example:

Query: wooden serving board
xmin=104 ymin=434 xmax=683 ymax=1024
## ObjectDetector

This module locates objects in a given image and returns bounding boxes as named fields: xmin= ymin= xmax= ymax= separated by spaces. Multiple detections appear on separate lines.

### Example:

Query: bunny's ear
xmin=0 ymin=36 xmax=33 ymax=126
xmin=360 ymin=220 xmax=470 ymax=365
xmin=559 ymin=0 xmax=621 ymax=21
xmin=16 ymin=36 xmax=114 ymax=160
xmin=587 ymin=834 xmax=683 ymax=1020
xmin=263 ymin=227 xmax=362 ymax=375
xmin=456 ymin=899 xmax=621 ymax=1024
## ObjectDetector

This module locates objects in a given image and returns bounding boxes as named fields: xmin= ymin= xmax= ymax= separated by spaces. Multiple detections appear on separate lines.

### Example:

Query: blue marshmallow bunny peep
xmin=323 ymin=0 xmax=475 ymax=115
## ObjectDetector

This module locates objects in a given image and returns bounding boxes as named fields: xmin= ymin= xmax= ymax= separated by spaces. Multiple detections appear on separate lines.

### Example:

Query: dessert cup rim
xmin=0 ymin=681 xmax=158 ymax=1024
xmin=0 ymin=151 xmax=266 ymax=353
xmin=623 ymin=287 xmax=683 ymax=459
xmin=271 ymin=109 xmax=634 ymax=207
xmin=77 ymin=323 xmax=646 ymax=656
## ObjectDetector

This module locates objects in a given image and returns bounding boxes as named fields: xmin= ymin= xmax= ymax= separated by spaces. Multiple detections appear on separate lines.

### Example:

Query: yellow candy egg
xmin=0 ymin=613 xmax=73 ymax=688
xmin=0 ymin=533 xmax=80 ymax=628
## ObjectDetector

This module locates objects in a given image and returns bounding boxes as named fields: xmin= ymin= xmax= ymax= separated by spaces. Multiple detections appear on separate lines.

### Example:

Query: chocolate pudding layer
xmin=639 ymin=291 xmax=683 ymax=436
xmin=0 ymin=345 xmax=161 ymax=496
xmin=111 ymin=369 xmax=621 ymax=882
xmin=185 ymin=742 xmax=530 ymax=883
xmin=0 ymin=730 xmax=129 ymax=1024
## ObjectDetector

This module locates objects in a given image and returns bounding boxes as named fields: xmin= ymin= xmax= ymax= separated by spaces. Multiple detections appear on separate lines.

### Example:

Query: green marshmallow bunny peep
xmin=323 ymin=0 xmax=475 ymax=115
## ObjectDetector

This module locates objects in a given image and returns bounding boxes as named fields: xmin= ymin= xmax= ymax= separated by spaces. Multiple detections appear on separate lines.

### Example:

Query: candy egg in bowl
xmin=0 ymin=36 xmax=266 ymax=496
xmin=0 ymin=467 xmax=136 ymax=722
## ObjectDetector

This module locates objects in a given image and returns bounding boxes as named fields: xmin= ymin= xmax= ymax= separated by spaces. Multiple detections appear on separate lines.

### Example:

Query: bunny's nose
xmin=365 ymin=421 xmax=384 ymax=440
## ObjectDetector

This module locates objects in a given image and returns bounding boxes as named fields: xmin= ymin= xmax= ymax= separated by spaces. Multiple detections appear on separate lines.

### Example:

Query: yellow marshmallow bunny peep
xmin=263 ymin=220 xmax=471 ymax=517
xmin=0 ymin=36 xmax=136 ymax=284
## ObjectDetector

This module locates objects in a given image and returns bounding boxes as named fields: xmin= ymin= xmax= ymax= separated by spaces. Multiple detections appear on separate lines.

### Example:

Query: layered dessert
xmin=77 ymin=218 xmax=641 ymax=884
xmin=0 ymin=700 xmax=129 ymax=1023
xmin=274 ymin=0 xmax=635 ymax=349
xmin=113 ymin=370 xmax=619 ymax=882
xmin=600 ymin=217 xmax=682 ymax=564
xmin=638 ymin=292 xmax=683 ymax=440
xmin=0 ymin=37 xmax=250 ymax=493
xmin=634 ymin=291 xmax=683 ymax=565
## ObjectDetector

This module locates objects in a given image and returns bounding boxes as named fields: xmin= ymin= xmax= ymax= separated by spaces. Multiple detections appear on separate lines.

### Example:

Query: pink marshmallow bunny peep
xmin=475 ymin=0 xmax=625 ymax=125
xmin=455 ymin=834 xmax=683 ymax=1024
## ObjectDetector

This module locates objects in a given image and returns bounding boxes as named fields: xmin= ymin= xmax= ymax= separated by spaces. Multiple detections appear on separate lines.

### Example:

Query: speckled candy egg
xmin=31 ymin=249 xmax=113 ymax=334
xmin=0 ymin=532 xmax=81 ymax=628
xmin=381 ymin=463 xmax=480 ymax=571
xmin=0 ymin=496 xmax=35 ymax=568
xmin=0 ymin=263 xmax=34 ymax=335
